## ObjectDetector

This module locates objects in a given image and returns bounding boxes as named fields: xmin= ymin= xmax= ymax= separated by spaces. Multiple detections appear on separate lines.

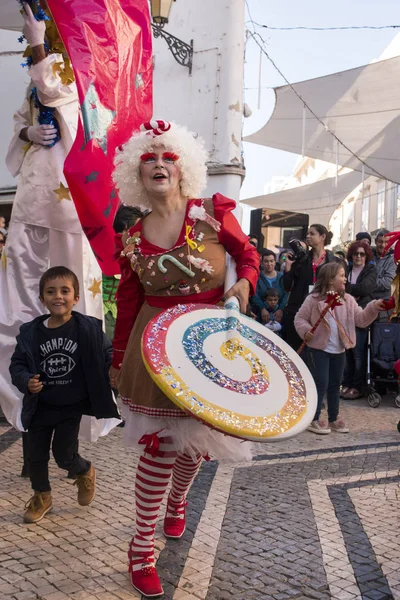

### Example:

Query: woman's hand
xmin=284 ymin=255 xmax=295 ymax=272
xmin=304 ymin=330 xmax=314 ymax=343
xmin=109 ymin=366 xmax=120 ymax=389
xmin=224 ymin=278 xmax=250 ymax=313
xmin=28 ymin=374 xmax=43 ymax=394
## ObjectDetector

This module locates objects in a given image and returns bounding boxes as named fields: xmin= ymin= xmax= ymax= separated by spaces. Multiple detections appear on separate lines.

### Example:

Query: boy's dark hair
xmin=39 ymin=266 xmax=79 ymax=298
xmin=261 ymin=249 xmax=276 ymax=261
xmin=266 ymin=287 xmax=279 ymax=298
xmin=113 ymin=204 xmax=145 ymax=234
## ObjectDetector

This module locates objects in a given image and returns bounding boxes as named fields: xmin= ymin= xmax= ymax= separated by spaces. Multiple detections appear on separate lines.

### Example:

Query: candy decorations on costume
xmin=140 ymin=120 xmax=172 ymax=136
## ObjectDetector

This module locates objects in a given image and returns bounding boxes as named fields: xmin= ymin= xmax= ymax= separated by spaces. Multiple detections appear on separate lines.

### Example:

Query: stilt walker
xmin=0 ymin=2 xmax=104 ymax=436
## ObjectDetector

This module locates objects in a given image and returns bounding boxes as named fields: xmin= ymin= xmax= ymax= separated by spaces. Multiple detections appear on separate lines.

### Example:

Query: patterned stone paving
xmin=0 ymin=396 xmax=399 ymax=600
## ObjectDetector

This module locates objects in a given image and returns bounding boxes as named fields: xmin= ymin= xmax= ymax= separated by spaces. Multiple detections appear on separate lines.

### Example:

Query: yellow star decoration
xmin=22 ymin=142 xmax=32 ymax=155
xmin=88 ymin=278 xmax=102 ymax=298
xmin=1 ymin=249 xmax=7 ymax=270
xmin=52 ymin=58 xmax=75 ymax=85
xmin=54 ymin=182 xmax=71 ymax=203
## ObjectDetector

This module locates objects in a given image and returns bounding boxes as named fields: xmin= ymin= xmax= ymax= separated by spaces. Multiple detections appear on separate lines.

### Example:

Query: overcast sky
xmin=241 ymin=0 xmax=400 ymax=205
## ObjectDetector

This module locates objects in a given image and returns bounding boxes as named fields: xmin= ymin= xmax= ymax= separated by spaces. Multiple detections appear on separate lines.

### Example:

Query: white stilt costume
xmin=0 ymin=49 xmax=118 ymax=439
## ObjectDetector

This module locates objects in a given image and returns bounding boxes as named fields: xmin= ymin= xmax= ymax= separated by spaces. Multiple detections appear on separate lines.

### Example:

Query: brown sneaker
xmin=307 ymin=420 xmax=331 ymax=435
xmin=330 ymin=419 xmax=350 ymax=433
xmin=74 ymin=465 xmax=96 ymax=506
xmin=23 ymin=491 xmax=52 ymax=523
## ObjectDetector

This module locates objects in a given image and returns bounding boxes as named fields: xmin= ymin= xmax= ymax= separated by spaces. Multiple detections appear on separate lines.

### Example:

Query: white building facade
xmin=0 ymin=0 xmax=247 ymax=221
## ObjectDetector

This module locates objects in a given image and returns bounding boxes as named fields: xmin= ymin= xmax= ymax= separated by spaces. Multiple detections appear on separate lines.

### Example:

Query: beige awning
xmin=245 ymin=56 xmax=400 ymax=184
xmin=0 ymin=2 xmax=24 ymax=31
xmin=241 ymin=170 xmax=363 ymax=227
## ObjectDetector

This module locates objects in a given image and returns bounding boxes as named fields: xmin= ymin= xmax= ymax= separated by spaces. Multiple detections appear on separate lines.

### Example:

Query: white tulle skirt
xmin=120 ymin=403 xmax=253 ymax=462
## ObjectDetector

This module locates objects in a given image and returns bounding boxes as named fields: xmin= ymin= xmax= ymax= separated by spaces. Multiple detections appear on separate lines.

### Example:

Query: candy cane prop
xmin=297 ymin=291 xmax=343 ymax=355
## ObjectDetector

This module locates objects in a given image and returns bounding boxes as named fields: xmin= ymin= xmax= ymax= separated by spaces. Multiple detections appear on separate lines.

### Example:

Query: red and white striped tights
xmin=129 ymin=436 xmax=202 ymax=569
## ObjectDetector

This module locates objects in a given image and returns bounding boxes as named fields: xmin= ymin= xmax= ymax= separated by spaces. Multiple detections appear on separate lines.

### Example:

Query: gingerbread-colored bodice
xmin=121 ymin=198 xmax=226 ymax=301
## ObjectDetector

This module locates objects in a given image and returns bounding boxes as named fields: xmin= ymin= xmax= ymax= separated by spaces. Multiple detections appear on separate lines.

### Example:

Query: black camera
xmin=288 ymin=238 xmax=308 ymax=261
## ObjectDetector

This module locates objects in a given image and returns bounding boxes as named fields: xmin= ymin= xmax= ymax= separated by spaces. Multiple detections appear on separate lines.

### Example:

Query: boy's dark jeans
xmin=307 ymin=348 xmax=346 ymax=422
xmin=27 ymin=403 xmax=90 ymax=492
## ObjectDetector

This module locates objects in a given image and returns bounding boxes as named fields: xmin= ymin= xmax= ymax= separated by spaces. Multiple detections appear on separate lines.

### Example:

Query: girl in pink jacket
xmin=295 ymin=262 xmax=386 ymax=435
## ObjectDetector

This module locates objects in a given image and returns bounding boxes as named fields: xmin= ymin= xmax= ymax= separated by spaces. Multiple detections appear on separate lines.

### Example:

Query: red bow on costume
xmin=382 ymin=231 xmax=400 ymax=263
xmin=138 ymin=432 xmax=161 ymax=457
xmin=140 ymin=120 xmax=171 ymax=136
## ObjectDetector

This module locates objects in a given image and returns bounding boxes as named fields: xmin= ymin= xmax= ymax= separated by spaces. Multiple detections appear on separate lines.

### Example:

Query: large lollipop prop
xmin=141 ymin=258 xmax=318 ymax=442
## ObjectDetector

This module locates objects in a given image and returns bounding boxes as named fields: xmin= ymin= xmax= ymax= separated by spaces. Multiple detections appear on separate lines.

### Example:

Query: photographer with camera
xmin=282 ymin=224 xmax=337 ymax=351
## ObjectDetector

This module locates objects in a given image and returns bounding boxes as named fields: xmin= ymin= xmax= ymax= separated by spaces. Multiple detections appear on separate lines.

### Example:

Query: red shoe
xmin=129 ymin=557 xmax=163 ymax=598
xmin=164 ymin=499 xmax=187 ymax=539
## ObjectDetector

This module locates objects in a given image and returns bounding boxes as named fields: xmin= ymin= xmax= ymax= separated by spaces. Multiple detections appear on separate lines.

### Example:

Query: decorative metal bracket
xmin=151 ymin=23 xmax=193 ymax=75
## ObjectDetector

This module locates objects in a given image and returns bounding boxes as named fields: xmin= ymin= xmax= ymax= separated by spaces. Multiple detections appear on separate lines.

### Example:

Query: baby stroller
xmin=366 ymin=321 xmax=400 ymax=408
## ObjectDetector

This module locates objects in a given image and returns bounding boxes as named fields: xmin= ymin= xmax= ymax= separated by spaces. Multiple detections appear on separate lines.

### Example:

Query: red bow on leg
xmin=138 ymin=432 xmax=161 ymax=457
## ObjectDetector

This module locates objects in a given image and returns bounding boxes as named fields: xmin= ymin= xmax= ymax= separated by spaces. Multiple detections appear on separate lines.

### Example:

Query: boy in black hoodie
xmin=10 ymin=266 xmax=120 ymax=523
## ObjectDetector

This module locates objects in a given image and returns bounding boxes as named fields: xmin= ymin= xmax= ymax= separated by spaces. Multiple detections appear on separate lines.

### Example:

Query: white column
xmin=152 ymin=0 xmax=246 ymax=214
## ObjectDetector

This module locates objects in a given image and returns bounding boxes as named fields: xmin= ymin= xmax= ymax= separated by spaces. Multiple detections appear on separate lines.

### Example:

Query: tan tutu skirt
xmin=118 ymin=302 xmax=252 ymax=461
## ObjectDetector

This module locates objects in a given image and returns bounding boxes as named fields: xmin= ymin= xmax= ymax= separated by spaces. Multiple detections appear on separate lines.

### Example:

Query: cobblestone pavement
xmin=0 ymin=396 xmax=399 ymax=600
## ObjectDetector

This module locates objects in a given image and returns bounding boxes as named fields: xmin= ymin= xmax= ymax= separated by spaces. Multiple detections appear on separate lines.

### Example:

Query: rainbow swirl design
xmin=141 ymin=304 xmax=317 ymax=441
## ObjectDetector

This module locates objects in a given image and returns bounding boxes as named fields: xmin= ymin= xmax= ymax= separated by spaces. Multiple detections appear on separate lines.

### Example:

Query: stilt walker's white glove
xmin=22 ymin=3 xmax=46 ymax=48
xmin=27 ymin=124 xmax=58 ymax=146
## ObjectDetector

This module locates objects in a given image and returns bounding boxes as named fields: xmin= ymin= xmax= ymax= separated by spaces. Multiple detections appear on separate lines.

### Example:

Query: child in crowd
xmin=10 ymin=266 xmax=120 ymax=523
xmin=294 ymin=262 xmax=386 ymax=435
xmin=259 ymin=288 xmax=283 ymax=334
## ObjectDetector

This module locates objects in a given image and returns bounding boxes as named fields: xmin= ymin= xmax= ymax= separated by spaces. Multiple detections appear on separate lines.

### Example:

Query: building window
xmin=377 ymin=181 xmax=385 ymax=229
xmin=361 ymin=195 xmax=369 ymax=231
xmin=347 ymin=204 xmax=355 ymax=241
xmin=397 ymin=184 xmax=400 ymax=221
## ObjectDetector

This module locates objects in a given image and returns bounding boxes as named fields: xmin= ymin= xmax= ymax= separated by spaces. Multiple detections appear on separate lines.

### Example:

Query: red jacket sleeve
xmin=212 ymin=193 xmax=259 ymax=295
xmin=112 ymin=233 xmax=145 ymax=368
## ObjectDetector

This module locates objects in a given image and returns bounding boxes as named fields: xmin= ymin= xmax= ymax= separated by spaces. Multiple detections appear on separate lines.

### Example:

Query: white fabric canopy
xmin=245 ymin=56 xmax=400 ymax=184
xmin=0 ymin=1 xmax=24 ymax=31
xmin=241 ymin=170 xmax=363 ymax=227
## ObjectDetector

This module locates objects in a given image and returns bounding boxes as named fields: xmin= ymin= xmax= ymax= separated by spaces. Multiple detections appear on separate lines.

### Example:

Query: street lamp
xmin=149 ymin=0 xmax=193 ymax=75
xmin=150 ymin=0 xmax=174 ymax=24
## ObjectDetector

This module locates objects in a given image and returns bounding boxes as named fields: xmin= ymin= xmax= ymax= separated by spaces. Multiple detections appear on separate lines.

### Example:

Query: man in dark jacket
xmin=9 ymin=266 xmax=120 ymax=524
xmin=372 ymin=229 xmax=396 ymax=320
xmin=250 ymin=249 xmax=288 ymax=322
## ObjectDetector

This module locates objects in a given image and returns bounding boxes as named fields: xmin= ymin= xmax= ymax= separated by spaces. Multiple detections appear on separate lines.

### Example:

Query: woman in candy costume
xmin=110 ymin=120 xmax=259 ymax=597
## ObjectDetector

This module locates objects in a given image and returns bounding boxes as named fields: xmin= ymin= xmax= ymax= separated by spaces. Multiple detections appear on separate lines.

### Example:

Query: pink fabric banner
xmin=47 ymin=0 xmax=153 ymax=274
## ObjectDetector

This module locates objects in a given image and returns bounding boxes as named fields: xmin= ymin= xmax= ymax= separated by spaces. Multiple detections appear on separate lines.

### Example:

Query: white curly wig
xmin=112 ymin=122 xmax=208 ymax=208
